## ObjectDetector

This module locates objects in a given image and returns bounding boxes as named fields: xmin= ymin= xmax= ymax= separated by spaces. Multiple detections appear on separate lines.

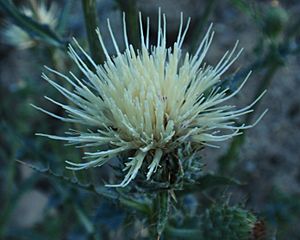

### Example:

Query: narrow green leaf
xmin=156 ymin=191 xmax=170 ymax=237
xmin=118 ymin=194 xmax=151 ymax=213
xmin=230 ymin=0 xmax=253 ymax=15
xmin=197 ymin=174 xmax=243 ymax=189
xmin=184 ymin=174 xmax=243 ymax=193
xmin=74 ymin=203 xmax=94 ymax=234
xmin=165 ymin=226 xmax=202 ymax=240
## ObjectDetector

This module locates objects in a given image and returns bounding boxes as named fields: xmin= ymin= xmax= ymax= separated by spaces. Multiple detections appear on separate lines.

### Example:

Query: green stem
xmin=116 ymin=0 xmax=139 ymax=49
xmin=95 ymin=188 xmax=150 ymax=214
xmin=189 ymin=0 xmax=217 ymax=53
xmin=81 ymin=0 xmax=103 ymax=64
xmin=218 ymin=61 xmax=280 ymax=173
xmin=0 ymin=160 xmax=16 ymax=237
xmin=285 ymin=16 xmax=300 ymax=40
xmin=149 ymin=190 xmax=170 ymax=239
xmin=119 ymin=195 xmax=150 ymax=213
xmin=74 ymin=203 xmax=94 ymax=235
xmin=165 ymin=226 xmax=202 ymax=239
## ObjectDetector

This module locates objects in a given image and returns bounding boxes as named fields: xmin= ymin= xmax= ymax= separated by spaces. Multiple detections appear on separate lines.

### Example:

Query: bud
xmin=262 ymin=4 xmax=288 ymax=39
xmin=200 ymin=204 xmax=259 ymax=240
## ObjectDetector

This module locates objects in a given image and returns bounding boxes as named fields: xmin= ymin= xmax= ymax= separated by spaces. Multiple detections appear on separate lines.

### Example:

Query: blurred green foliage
xmin=0 ymin=0 xmax=299 ymax=239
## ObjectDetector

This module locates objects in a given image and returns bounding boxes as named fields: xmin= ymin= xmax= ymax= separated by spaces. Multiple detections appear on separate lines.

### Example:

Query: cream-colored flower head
xmin=2 ymin=0 xmax=59 ymax=49
xmin=34 ymin=11 xmax=266 ymax=187
xmin=27 ymin=0 xmax=59 ymax=27
xmin=2 ymin=24 xmax=34 ymax=49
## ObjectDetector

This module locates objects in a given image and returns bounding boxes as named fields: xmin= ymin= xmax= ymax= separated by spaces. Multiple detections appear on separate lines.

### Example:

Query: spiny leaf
xmin=16 ymin=160 xmax=150 ymax=213
xmin=200 ymin=204 xmax=258 ymax=240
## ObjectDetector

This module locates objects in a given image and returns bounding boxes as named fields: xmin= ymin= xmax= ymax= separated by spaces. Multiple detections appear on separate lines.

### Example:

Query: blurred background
xmin=0 ymin=0 xmax=299 ymax=239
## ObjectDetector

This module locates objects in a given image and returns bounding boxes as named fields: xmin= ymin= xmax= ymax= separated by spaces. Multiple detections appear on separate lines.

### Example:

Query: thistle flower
xmin=34 ymin=11 xmax=266 ymax=187
xmin=2 ymin=24 xmax=34 ymax=49
xmin=2 ymin=0 xmax=59 ymax=49
xmin=27 ymin=0 xmax=59 ymax=27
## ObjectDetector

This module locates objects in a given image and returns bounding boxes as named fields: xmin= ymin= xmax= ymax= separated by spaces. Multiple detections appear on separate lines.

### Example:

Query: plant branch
xmin=116 ymin=0 xmax=139 ymax=49
xmin=189 ymin=0 xmax=217 ymax=53
xmin=16 ymin=160 xmax=150 ymax=214
xmin=81 ymin=0 xmax=104 ymax=64
xmin=218 ymin=60 xmax=280 ymax=173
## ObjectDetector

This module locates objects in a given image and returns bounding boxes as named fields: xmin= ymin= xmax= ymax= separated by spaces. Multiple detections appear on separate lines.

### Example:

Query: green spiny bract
xmin=262 ymin=4 xmax=288 ymax=39
xmin=200 ymin=204 xmax=257 ymax=240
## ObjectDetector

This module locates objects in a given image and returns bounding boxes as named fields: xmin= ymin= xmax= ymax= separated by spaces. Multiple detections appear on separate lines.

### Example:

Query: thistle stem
xmin=218 ymin=61 xmax=280 ymax=173
xmin=149 ymin=190 xmax=170 ymax=239
xmin=81 ymin=0 xmax=103 ymax=64
xmin=116 ymin=0 xmax=139 ymax=49
xmin=189 ymin=0 xmax=217 ymax=53
xmin=165 ymin=226 xmax=202 ymax=239
xmin=0 ymin=160 xmax=16 ymax=237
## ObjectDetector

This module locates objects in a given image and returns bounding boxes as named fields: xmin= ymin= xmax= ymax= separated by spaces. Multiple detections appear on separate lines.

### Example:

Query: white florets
xmin=2 ymin=1 xmax=59 ymax=49
xmin=34 ymin=10 xmax=266 ymax=187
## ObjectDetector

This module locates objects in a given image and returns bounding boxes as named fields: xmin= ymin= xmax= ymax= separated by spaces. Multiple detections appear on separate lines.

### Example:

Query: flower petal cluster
xmin=35 ymin=12 xmax=266 ymax=187
xmin=2 ymin=0 xmax=59 ymax=49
